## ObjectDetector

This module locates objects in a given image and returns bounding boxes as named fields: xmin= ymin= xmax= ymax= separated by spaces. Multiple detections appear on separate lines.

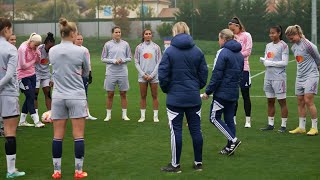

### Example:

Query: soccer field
xmin=0 ymin=38 xmax=319 ymax=180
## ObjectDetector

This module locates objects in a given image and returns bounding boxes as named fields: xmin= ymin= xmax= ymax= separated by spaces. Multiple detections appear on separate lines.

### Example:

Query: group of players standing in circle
xmin=0 ymin=14 xmax=319 ymax=178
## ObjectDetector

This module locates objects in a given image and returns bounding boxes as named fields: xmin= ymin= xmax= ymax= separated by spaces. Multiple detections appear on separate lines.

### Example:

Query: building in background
xmin=96 ymin=0 xmax=175 ymax=19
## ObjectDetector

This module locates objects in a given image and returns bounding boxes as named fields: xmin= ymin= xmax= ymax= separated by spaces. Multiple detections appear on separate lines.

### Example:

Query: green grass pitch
xmin=0 ymin=38 xmax=319 ymax=179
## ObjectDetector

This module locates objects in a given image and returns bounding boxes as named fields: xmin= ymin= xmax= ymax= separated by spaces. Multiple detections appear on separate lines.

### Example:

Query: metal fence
xmin=0 ymin=0 xmax=318 ymax=42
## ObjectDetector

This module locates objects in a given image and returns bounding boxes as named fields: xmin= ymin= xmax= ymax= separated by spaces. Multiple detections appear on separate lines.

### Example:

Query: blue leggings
xmin=20 ymin=74 xmax=36 ymax=114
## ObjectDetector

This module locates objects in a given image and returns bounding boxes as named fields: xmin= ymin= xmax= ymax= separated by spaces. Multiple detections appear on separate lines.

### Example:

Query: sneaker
xmin=18 ymin=121 xmax=34 ymax=127
xmin=86 ymin=116 xmax=97 ymax=120
xmin=228 ymin=140 xmax=241 ymax=156
xmin=160 ymin=163 xmax=181 ymax=173
xmin=104 ymin=116 xmax=111 ymax=122
xmin=307 ymin=128 xmax=319 ymax=136
xmin=289 ymin=127 xmax=306 ymax=134
xmin=138 ymin=117 xmax=145 ymax=122
xmin=244 ymin=122 xmax=251 ymax=128
xmin=74 ymin=170 xmax=88 ymax=179
xmin=153 ymin=117 xmax=159 ymax=123
xmin=35 ymin=121 xmax=45 ymax=128
xmin=278 ymin=126 xmax=286 ymax=133
xmin=52 ymin=171 xmax=61 ymax=179
xmin=219 ymin=147 xmax=230 ymax=155
xmin=6 ymin=170 xmax=25 ymax=178
xmin=122 ymin=116 xmax=130 ymax=121
xmin=260 ymin=125 xmax=274 ymax=131
xmin=193 ymin=163 xmax=203 ymax=171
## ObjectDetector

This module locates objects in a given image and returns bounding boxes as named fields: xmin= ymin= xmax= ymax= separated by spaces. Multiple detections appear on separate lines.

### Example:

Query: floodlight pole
xmin=141 ymin=0 xmax=144 ymax=31
xmin=12 ymin=0 xmax=14 ymax=30
xmin=97 ymin=0 xmax=100 ymax=40
xmin=311 ymin=0 xmax=317 ymax=45
xmin=54 ymin=0 xmax=57 ymax=39
xmin=191 ymin=0 xmax=194 ymax=37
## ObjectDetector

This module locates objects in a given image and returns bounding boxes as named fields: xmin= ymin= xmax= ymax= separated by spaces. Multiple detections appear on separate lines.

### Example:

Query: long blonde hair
xmin=285 ymin=25 xmax=305 ymax=38
xmin=172 ymin=22 xmax=190 ymax=37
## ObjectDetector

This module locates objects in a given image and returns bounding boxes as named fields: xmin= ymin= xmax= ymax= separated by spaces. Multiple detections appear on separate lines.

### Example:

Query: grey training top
xmin=36 ymin=44 xmax=51 ymax=79
xmin=291 ymin=38 xmax=320 ymax=82
xmin=263 ymin=40 xmax=289 ymax=80
xmin=101 ymin=39 xmax=132 ymax=77
xmin=49 ymin=41 xmax=89 ymax=100
xmin=134 ymin=41 xmax=161 ymax=79
xmin=0 ymin=36 xmax=19 ymax=97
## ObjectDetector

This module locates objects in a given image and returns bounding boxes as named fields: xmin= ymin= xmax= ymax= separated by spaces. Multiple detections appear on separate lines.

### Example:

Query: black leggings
xmin=234 ymin=88 xmax=251 ymax=117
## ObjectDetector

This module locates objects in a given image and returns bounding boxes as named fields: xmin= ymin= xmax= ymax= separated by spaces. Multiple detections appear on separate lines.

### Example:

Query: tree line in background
xmin=172 ymin=0 xmax=318 ymax=42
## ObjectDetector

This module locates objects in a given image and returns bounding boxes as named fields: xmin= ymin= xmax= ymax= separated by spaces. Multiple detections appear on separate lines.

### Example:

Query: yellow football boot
xmin=289 ymin=127 xmax=306 ymax=134
xmin=306 ymin=128 xmax=319 ymax=136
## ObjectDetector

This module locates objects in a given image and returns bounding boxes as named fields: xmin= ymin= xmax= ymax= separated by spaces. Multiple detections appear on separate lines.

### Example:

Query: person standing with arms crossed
xmin=101 ymin=26 xmax=131 ymax=121
xmin=228 ymin=16 xmax=253 ymax=128
xmin=50 ymin=18 xmax=90 ymax=179
xmin=285 ymin=25 xmax=320 ymax=136
xmin=0 ymin=17 xmax=26 ymax=178
xmin=134 ymin=29 xmax=161 ymax=123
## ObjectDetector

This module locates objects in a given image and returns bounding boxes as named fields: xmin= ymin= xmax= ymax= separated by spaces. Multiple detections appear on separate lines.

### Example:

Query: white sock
xmin=6 ymin=154 xmax=16 ymax=174
xmin=299 ymin=117 xmax=306 ymax=129
xmin=246 ymin=116 xmax=251 ymax=123
xmin=153 ymin=110 xmax=158 ymax=118
xmin=19 ymin=113 xmax=27 ymax=123
xmin=311 ymin=118 xmax=318 ymax=129
xmin=75 ymin=158 xmax=84 ymax=171
xmin=53 ymin=158 xmax=61 ymax=173
xmin=268 ymin=117 xmax=274 ymax=126
xmin=31 ymin=113 xmax=40 ymax=124
xmin=86 ymin=108 xmax=90 ymax=117
xmin=281 ymin=118 xmax=287 ymax=127
xmin=232 ymin=137 xmax=238 ymax=143
xmin=106 ymin=109 xmax=111 ymax=118
xmin=140 ymin=109 xmax=146 ymax=118
xmin=35 ymin=109 xmax=39 ymax=115
xmin=233 ymin=116 xmax=237 ymax=125
xmin=122 ymin=109 xmax=127 ymax=118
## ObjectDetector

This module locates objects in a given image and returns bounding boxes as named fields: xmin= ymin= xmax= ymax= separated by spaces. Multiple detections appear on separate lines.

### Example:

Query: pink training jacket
xmin=235 ymin=31 xmax=252 ymax=71
xmin=17 ymin=42 xmax=41 ymax=80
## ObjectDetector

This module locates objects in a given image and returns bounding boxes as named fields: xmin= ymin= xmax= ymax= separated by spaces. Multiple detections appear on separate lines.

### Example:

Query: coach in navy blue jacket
xmin=159 ymin=22 xmax=208 ymax=173
xmin=203 ymin=29 xmax=244 ymax=156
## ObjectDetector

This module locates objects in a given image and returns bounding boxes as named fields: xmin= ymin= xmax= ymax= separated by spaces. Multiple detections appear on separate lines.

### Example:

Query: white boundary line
xmin=207 ymin=60 xmax=296 ymax=79
xmin=204 ymin=95 xmax=320 ymax=98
